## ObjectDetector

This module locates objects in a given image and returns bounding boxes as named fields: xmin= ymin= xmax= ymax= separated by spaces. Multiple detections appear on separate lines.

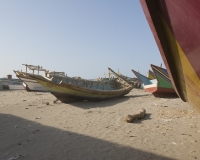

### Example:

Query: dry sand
xmin=0 ymin=89 xmax=200 ymax=160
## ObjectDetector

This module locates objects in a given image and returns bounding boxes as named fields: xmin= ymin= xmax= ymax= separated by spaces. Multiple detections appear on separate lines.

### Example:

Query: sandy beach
xmin=0 ymin=89 xmax=200 ymax=160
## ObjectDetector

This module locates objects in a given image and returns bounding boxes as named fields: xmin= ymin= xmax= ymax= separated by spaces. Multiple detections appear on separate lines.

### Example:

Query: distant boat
xmin=14 ymin=64 xmax=66 ymax=92
xmin=0 ymin=78 xmax=23 ymax=90
xmin=132 ymin=65 xmax=178 ymax=98
xmin=140 ymin=0 xmax=200 ymax=112
xmin=29 ymin=68 xmax=134 ymax=103
xmin=14 ymin=64 xmax=49 ymax=92
xmin=146 ymin=70 xmax=155 ymax=80
xmin=150 ymin=64 xmax=178 ymax=97
xmin=132 ymin=69 xmax=157 ymax=92
xmin=8 ymin=84 xmax=24 ymax=90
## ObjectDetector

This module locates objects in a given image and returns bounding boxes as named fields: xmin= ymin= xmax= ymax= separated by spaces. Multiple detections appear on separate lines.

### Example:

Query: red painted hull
xmin=140 ymin=0 xmax=200 ymax=112
xmin=145 ymin=86 xmax=178 ymax=98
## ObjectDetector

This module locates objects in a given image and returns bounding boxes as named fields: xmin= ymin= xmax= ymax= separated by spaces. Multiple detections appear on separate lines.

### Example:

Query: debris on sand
xmin=125 ymin=108 xmax=146 ymax=123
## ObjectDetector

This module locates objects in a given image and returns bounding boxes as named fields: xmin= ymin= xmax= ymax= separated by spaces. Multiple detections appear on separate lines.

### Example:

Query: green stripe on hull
xmin=156 ymin=74 xmax=173 ymax=88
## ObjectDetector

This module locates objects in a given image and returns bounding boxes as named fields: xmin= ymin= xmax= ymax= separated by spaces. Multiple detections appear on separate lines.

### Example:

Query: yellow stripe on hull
xmin=160 ymin=14 xmax=200 ymax=112
xmin=36 ymin=79 xmax=129 ymax=99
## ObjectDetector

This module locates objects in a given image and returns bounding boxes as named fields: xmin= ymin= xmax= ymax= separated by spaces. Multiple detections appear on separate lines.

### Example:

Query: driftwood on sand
xmin=125 ymin=108 xmax=146 ymax=123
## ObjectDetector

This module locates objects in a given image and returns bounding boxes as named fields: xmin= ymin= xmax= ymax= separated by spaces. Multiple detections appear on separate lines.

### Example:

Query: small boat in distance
xmin=14 ymin=64 xmax=66 ymax=92
xmin=140 ymin=0 xmax=200 ymax=112
xmin=0 ymin=75 xmax=23 ymax=90
xmin=14 ymin=64 xmax=49 ymax=92
xmin=8 ymin=80 xmax=24 ymax=90
xmin=151 ymin=64 xmax=178 ymax=97
xmin=29 ymin=68 xmax=134 ymax=103
xmin=8 ymin=84 xmax=24 ymax=90
xmin=132 ymin=69 xmax=157 ymax=92
xmin=146 ymin=70 xmax=155 ymax=80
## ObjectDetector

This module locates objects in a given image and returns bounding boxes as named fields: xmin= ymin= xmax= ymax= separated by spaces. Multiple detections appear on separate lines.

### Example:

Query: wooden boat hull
xmin=132 ymin=70 xmax=156 ymax=86
xmin=20 ymin=77 xmax=48 ymax=92
xmin=14 ymin=71 xmax=48 ymax=92
xmin=30 ymin=75 xmax=133 ymax=103
xmin=140 ymin=0 xmax=200 ymax=112
xmin=51 ymin=91 xmax=129 ymax=103
xmin=144 ymin=84 xmax=177 ymax=98
xmin=132 ymin=65 xmax=178 ymax=98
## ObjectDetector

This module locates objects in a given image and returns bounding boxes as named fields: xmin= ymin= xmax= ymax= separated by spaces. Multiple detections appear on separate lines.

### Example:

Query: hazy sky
xmin=0 ymin=0 xmax=164 ymax=79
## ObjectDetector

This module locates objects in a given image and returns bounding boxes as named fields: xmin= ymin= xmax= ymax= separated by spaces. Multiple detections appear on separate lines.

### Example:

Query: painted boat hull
xmin=151 ymin=64 xmax=178 ymax=97
xmin=140 ymin=0 xmax=200 ymax=112
xmin=132 ymin=65 xmax=178 ymax=98
xmin=14 ymin=71 xmax=48 ymax=92
xmin=30 ymin=75 xmax=133 ymax=103
xmin=19 ymin=77 xmax=48 ymax=92
xmin=147 ymin=70 xmax=155 ymax=80
xmin=144 ymin=84 xmax=177 ymax=98
xmin=132 ymin=70 xmax=156 ymax=86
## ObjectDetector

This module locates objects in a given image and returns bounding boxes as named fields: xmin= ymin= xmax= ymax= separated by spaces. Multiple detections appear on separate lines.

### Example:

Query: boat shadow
xmin=63 ymin=94 xmax=150 ymax=109
xmin=0 ymin=113 xmax=174 ymax=160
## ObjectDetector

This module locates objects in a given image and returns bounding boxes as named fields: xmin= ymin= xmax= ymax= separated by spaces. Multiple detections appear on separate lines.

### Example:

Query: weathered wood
xmin=125 ymin=108 xmax=146 ymax=123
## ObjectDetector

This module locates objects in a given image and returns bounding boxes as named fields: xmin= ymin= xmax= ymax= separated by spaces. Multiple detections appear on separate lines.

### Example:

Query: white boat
xmin=9 ymin=84 xmax=24 ymax=90
xmin=20 ymin=77 xmax=48 ymax=92
xmin=0 ymin=78 xmax=23 ymax=90
xmin=13 ymin=64 xmax=66 ymax=92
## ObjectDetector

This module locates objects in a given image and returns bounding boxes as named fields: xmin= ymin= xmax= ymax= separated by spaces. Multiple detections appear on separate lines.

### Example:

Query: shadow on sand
xmin=133 ymin=113 xmax=152 ymax=124
xmin=58 ymin=94 xmax=151 ymax=109
xmin=0 ymin=113 xmax=174 ymax=160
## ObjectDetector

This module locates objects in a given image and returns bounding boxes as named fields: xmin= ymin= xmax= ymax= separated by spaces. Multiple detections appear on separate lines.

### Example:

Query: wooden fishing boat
xmin=14 ymin=65 xmax=48 ymax=92
xmin=150 ymin=64 xmax=178 ymax=97
xmin=132 ymin=69 xmax=157 ymax=92
xmin=147 ymin=70 xmax=155 ymax=80
xmin=132 ymin=65 xmax=178 ymax=98
xmin=140 ymin=0 xmax=200 ymax=112
xmin=29 ymin=68 xmax=134 ymax=103
xmin=14 ymin=64 xmax=65 ymax=92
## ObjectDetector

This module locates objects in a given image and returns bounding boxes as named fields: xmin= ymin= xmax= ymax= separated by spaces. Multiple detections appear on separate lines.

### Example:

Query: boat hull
xmin=19 ymin=77 xmax=48 ymax=92
xmin=144 ymin=85 xmax=178 ymax=98
xmin=140 ymin=0 xmax=200 ymax=112
xmin=9 ymin=85 xmax=24 ymax=90
xmin=147 ymin=70 xmax=155 ymax=80
xmin=51 ymin=91 xmax=129 ymax=103
xmin=132 ymin=64 xmax=178 ymax=98
xmin=30 ymin=75 xmax=133 ymax=103
xmin=14 ymin=72 xmax=48 ymax=92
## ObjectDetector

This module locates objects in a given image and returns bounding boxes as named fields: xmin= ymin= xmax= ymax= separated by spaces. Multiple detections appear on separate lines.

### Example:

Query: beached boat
xmin=150 ymin=64 xmax=178 ymax=97
xmin=29 ymin=68 xmax=134 ymax=103
xmin=116 ymin=74 xmax=141 ymax=88
xmin=103 ymin=69 xmax=141 ymax=88
xmin=14 ymin=71 xmax=49 ymax=92
xmin=147 ymin=70 xmax=155 ymax=80
xmin=132 ymin=65 xmax=177 ymax=98
xmin=140 ymin=0 xmax=200 ymax=112
xmin=14 ymin=65 xmax=48 ymax=92
xmin=14 ymin=64 xmax=65 ymax=92
xmin=8 ymin=84 xmax=24 ymax=90
xmin=0 ymin=78 xmax=23 ymax=90
xmin=132 ymin=69 xmax=157 ymax=91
